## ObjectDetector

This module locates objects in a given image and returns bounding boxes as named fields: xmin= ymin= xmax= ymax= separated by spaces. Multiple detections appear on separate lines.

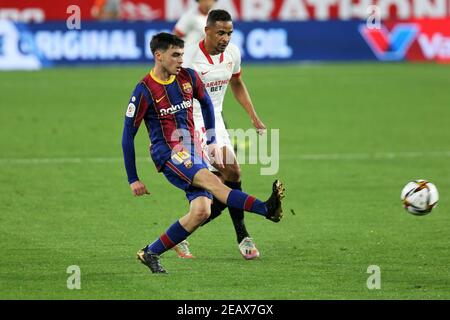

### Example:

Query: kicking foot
xmin=265 ymin=180 xmax=285 ymax=223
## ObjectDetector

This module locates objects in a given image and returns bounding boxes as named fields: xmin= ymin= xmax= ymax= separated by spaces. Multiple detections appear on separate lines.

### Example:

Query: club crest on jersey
xmin=182 ymin=82 xmax=192 ymax=94
xmin=184 ymin=160 xmax=193 ymax=169
xmin=226 ymin=62 xmax=233 ymax=71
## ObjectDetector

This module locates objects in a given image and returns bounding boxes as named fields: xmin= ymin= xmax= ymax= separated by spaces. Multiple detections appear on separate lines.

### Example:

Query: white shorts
xmin=194 ymin=113 xmax=235 ymax=171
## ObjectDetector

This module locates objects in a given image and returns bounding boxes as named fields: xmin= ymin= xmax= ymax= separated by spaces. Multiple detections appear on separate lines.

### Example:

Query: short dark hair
xmin=206 ymin=9 xmax=232 ymax=26
xmin=150 ymin=32 xmax=184 ymax=55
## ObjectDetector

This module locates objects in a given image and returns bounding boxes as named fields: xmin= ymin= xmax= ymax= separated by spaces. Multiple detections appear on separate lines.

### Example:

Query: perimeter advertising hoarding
xmin=1 ymin=19 xmax=449 ymax=70
xmin=1 ymin=0 xmax=450 ymax=22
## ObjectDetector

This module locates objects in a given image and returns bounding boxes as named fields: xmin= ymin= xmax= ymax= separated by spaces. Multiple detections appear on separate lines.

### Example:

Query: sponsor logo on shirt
xmin=160 ymin=100 xmax=192 ymax=116
xmin=205 ymin=79 xmax=229 ymax=93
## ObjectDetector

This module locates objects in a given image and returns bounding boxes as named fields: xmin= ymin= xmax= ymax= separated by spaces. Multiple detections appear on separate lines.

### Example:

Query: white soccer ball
xmin=400 ymin=180 xmax=439 ymax=215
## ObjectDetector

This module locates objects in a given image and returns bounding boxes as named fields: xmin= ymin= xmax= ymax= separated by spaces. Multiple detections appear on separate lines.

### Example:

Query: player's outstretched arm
xmin=122 ymin=82 xmax=150 ymax=196
xmin=123 ymin=124 xmax=150 ymax=196
xmin=230 ymin=76 xmax=266 ymax=135
xmin=122 ymin=124 xmax=148 ymax=195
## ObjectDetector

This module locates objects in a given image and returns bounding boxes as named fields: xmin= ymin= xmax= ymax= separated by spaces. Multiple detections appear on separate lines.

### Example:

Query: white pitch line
xmin=0 ymin=157 xmax=147 ymax=165
xmin=283 ymin=151 xmax=450 ymax=161
xmin=0 ymin=151 xmax=449 ymax=165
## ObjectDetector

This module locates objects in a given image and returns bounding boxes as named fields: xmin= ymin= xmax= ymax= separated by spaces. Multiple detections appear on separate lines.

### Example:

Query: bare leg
xmin=192 ymin=169 xmax=232 ymax=204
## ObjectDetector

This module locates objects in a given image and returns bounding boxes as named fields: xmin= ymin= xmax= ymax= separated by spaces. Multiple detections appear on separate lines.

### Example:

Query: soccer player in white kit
xmin=177 ymin=9 xmax=268 ymax=260
xmin=173 ymin=0 xmax=217 ymax=47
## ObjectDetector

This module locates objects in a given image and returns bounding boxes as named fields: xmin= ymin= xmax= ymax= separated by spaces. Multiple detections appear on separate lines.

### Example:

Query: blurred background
xmin=1 ymin=0 xmax=449 ymax=69
xmin=1 ymin=0 xmax=449 ymax=299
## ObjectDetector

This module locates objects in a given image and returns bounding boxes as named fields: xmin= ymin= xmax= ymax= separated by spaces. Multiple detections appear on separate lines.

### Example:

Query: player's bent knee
xmin=189 ymin=195 xmax=212 ymax=224
xmin=197 ymin=209 xmax=211 ymax=223
xmin=190 ymin=206 xmax=211 ymax=223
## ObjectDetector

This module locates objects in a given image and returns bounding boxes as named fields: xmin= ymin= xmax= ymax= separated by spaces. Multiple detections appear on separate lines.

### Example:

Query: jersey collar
xmin=199 ymin=40 xmax=224 ymax=65
xmin=150 ymin=69 xmax=176 ymax=85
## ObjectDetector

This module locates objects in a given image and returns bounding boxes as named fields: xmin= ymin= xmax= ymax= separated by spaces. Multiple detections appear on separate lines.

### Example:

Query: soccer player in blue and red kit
xmin=122 ymin=33 xmax=285 ymax=273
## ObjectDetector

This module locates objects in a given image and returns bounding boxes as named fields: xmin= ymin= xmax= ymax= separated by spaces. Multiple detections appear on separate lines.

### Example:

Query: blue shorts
xmin=162 ymin=150 xmax=213 ymax=202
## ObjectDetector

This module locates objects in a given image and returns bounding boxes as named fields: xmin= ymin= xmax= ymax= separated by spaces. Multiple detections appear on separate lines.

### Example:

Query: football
xmin=401 ymin=180 xmax=439 ymax=215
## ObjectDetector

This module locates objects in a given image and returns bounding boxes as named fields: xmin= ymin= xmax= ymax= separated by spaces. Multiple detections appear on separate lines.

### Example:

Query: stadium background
xmin=1 ymin=0 xmax=449 ymax=300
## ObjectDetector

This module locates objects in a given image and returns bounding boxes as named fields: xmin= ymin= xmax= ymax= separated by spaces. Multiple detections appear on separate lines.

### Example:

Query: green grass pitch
xmin=0 ymin=63 xmax=449 ymax=299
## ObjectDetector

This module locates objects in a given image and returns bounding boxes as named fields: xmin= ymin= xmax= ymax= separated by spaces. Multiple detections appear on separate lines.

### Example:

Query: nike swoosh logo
xmin=156 ymin=96 xmax=165 ymax=103
xmin=201 ymin=71 xmax=209 ymax=75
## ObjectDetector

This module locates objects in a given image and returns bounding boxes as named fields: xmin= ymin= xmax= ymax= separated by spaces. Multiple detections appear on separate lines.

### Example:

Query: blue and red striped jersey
xmin=122 ymin=67 xmax=216 ymax=184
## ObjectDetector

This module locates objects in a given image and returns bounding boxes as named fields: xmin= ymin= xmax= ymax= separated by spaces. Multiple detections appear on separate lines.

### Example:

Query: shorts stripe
xmin=244 ymin=196 xmax=256 ymax=211
xmin=160 ymin=233 xmax=175 ymax=249
xmin=166 ymin=161 xmax=192 ymax=184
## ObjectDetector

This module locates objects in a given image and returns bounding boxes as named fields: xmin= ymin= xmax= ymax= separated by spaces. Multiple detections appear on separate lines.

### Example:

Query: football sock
xmin=225 ymin=181 xmax=250 ymax=243
xmin=146 ymin=220 xmax=190 ymax=255
xmin=226 ymin=189 xmax=267 ymax=216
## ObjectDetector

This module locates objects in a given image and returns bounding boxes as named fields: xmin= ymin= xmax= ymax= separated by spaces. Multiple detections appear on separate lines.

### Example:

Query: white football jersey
xmin=174 ymin=5 xmax=209 ymax=47
xmin=183 ymin=41 xmax=241 ymax=123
